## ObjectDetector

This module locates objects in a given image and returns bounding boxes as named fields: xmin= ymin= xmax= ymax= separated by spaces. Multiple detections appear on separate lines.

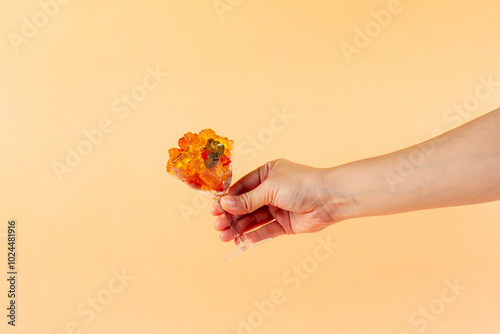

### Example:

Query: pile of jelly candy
xmin=166 ymin=129 xmax=233 ymax=194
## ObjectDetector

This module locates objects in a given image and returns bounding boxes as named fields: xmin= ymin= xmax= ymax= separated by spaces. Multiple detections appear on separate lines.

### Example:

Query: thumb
xmin=221 ymin=184 xmax=271 ymax=215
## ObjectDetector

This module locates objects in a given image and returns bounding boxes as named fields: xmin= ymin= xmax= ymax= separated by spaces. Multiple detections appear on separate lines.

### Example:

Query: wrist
xmin=317 ymin=166 xmax=359 ymax=222
xmin=320 ymin=159 xmax=389 ymax=221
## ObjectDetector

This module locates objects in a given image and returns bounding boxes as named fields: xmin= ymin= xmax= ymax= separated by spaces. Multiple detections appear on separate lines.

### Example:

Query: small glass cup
xmin=171 ymin=154 xmax=270 ymax=262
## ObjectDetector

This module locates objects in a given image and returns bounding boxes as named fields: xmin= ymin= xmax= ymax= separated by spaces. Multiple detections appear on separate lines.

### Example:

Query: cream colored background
xmin=1 ymin=1 xmax=500 ymax=333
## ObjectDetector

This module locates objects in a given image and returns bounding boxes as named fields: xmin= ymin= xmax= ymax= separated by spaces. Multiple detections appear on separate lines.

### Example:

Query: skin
xmin=211 ymin=108 xmax=500 ymax=243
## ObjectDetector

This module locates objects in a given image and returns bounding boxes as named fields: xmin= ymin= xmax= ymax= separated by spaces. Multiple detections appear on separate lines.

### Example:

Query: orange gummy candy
xmin=166 ymin=129 xmax=233 ymax=194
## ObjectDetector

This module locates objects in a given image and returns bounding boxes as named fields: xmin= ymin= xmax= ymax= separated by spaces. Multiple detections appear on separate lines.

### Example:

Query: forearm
xmin=327 ymin=109 xmax=500 ymax=220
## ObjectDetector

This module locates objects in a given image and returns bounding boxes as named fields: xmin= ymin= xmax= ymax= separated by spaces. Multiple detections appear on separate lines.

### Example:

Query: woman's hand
xmin=211 ymin=159 xmax=352 ymax=243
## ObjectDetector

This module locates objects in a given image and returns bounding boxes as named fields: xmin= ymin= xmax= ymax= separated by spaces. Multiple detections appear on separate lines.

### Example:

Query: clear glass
xmin=169 ymin=137 xmax=271 ymax=262
xmin=213 ymin=195 xmax=271 ymax=262
xmin=197 ymin=167 xmax=271 ymax=262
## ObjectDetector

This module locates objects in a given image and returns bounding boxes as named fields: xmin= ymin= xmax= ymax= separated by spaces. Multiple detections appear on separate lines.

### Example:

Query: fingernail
xmin=223 ymin=197 xmax=236 ymax=207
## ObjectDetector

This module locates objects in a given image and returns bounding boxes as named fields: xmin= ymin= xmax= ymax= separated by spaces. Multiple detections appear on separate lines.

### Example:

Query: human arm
xmin=212 ymin=109 xmax=500 ymax=242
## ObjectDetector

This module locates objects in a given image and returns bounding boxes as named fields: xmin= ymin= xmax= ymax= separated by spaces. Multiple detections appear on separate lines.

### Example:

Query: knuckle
xmin=238 ymin=193 xmax=253 ymax=212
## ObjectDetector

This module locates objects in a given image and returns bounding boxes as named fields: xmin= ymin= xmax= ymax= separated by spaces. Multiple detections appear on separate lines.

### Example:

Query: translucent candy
xmin=206 ymin=138 xmax=225 ymax=157
xmin=178 ymin=132 xmax=197 ymax=148
xmin=166 ymin=129 xmax=233 ymax=195
xmin=204 ymin=152 xmax=219 ymax=168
